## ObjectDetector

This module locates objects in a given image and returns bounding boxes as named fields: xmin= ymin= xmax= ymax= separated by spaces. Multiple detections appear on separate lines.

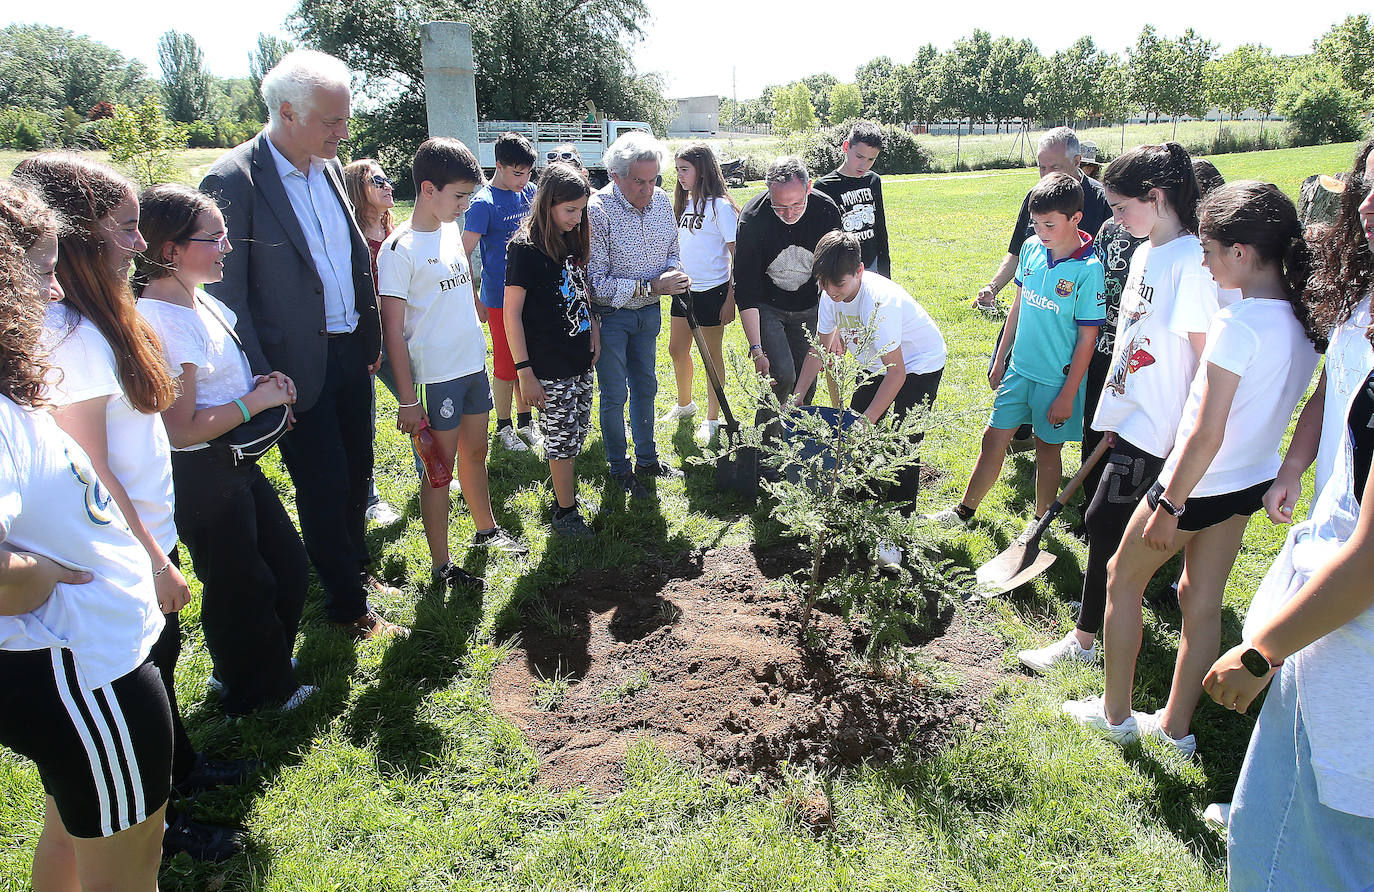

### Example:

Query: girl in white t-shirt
xmin=1068 ymin=182 xmax=1323 ymax=755
xmin=665 ymin=143 xmax=740 ymax=442
xmin=133 ymin=184 xmax=311 ymax=719
xmin=1021 ymin=143 xmax=1222 ymax=676
xmin=1206 ymin=140 xmax=1374 ymax=887
xmin=0 ymin=179 xmax=170 ymax=890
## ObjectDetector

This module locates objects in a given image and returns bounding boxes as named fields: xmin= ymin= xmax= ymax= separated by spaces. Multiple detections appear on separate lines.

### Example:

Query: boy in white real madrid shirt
xmin=378 ymin=139 xmax=527 ymax=590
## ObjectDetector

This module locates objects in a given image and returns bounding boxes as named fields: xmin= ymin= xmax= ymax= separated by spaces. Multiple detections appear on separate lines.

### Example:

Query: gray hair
xmin=765 ymin=155 xmax=809 ymax=186
xmin=602 ymin=131 xmax=665 ymax=179
xmin=261 ymin=50 xmax=352 ymax=123
xmin=1038 ymin=127 xmax=1081 ymax=159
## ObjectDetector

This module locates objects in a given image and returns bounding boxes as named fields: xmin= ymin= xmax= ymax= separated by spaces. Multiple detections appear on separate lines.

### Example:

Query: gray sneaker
xmin=551 ymin=508 xmax=594 ymax=538
xmin=473 ymin=526 xmax=529 ymax=557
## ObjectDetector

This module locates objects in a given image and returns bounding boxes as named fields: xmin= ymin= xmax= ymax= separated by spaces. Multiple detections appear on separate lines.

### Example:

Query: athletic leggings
xmin=1075 ymin=437 xmax=1165 ymax=636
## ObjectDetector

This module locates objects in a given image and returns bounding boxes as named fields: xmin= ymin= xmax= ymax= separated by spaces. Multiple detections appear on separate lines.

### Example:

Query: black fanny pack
xmin=196 ymin=293 xmax=290 ymax=465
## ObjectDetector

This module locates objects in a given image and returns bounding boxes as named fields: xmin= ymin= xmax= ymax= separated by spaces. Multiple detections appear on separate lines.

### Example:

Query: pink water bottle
xmin=412 ymin=423 xmax=452 ymax=488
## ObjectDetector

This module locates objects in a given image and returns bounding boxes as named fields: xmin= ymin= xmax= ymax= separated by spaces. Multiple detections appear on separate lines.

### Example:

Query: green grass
xmin=0 ymin=147 xmax=227 ymax=186
xmin=0 ymin=140 xmax=1364 ymax=890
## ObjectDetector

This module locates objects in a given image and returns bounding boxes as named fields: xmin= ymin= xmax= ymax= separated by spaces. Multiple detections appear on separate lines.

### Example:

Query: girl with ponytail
xmin=1066 ymin=181 xmax=1322 ymax=756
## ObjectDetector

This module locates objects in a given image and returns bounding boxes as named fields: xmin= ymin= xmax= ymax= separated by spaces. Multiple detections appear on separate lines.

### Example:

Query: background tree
xmin=854 ymin=56 xmax=904 ymax=125
xmin=1034 ymin=35 xmax=1102 ymax=127
xmin=1314 ymin=13 xmax=1374 ymax=99
xmin=903 ymin=44 xmax=940 ymax=128
xmin=158 ymin=31 xmax=212 ymax=124
xmin=828 ymin=82 xmax=863 ymax=124
xmin=1161 ymin=28 xmax=1216 ymax=137
xmin=0 ymin=24 xmax=150 ymax=117
xmin=980 ymin=37 xmax=1039 ymax=132
xmin=1127 ymin=24 xmax=1169 ymax=124
xmin=1279 ymin=64 xmax=1369 ymax=145
xmin=100 ymin=99 xmax=189 ymax=187
xmin=941 ymin=30 xmax=993 ymax=132
xmin=772 ymin=82 xmax=816 ymax=134
xmin=249 ymin=33 xmax=295 ymax=120
xmin=800 ymin=73 xmax=838 ymax=125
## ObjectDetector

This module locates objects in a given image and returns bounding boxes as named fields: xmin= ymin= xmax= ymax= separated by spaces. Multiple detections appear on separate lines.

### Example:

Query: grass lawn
xmin=0 ymin=140 xmax=1363 ymax=890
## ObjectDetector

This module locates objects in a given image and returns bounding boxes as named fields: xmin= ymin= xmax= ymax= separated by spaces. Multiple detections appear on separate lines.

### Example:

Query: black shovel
xmin=973 ymin=437 xmax=1111 ymax=597
xmin=677 ymin=294 xmax=758 ymax=502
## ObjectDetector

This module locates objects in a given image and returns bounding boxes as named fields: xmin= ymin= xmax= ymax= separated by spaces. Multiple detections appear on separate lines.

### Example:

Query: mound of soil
xmin=490 ymin=545 xmax=1006 ymax=793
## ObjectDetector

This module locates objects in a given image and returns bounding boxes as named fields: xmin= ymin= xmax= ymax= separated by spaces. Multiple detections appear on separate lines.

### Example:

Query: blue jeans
xmin=595 ymin=303 xmax=661 ymax=476
xmin=1228 ymin=663 xmax=1374 ymax=890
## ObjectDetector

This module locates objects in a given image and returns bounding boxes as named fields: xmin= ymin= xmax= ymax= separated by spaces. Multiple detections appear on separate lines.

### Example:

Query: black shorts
xmin=1147 ymin=479 xmax=1272 ymax=532
xmin=669 ymin=283 xmax=730 ymax=324
xmin=0 ymin=649 xmax=171 ymax=838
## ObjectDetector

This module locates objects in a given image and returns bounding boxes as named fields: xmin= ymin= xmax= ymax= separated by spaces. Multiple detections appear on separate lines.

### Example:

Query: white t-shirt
xmin=1159 ymin=299 xmax=1320 ymax=497
xmin=376 ymin=221 xmax=484 ymax=384
xmin=0 ymin=398 xmax=163 ymax=690
xmin=42 ymin=303 xmax=177 ymax=553
xmin=677 ymin=196 xmax=738 ymax=290
xmin=138 ymin=291 xmax=256 ymax=451
xmin=1315 ymin=294 xmax=1373 ymax=496
xmin=1091 ymin=235 xmax=1221 ymax=458
xmin=818 ymin=271 xmax=947 ymax=376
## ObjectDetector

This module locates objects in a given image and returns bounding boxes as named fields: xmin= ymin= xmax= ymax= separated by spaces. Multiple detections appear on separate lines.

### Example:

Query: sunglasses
xmin=370 ymin=174 xmax=393 ymax=188
xmin=546 ymin=150 xmax=578 ymax=163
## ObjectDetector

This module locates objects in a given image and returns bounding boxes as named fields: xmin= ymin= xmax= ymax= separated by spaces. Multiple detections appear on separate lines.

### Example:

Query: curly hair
xmin=1199 ymin=181 xmax=1326 ymax=350
xmin=0 ymin=183 xmax=54 ymax=407
xmin=11 ymin=152 xmax=175 ymax=414
xmin=1307 ymin=139 xmax=1374 ymax=346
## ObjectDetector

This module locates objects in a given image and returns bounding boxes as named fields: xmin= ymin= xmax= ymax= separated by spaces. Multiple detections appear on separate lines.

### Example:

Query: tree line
xmin=727 ymin=16 xmax=1373 ymax=146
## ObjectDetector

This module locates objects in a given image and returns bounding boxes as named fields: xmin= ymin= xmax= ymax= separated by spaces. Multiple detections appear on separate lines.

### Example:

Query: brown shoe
xmin=329 ymin=610 xmax=410 ymax=641
xmin=361 ymin=574 xmax=403 ymax=599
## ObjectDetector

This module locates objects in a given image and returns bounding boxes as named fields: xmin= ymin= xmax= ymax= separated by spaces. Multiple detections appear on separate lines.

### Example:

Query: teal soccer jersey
xmin=1009 ymin=233 xmax=1105 ymax=386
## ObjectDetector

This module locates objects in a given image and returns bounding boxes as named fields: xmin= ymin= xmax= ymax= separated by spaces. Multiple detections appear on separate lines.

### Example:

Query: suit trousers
xmin=278 ymin=331 xmax=376 ymax=623
xmin=171 ymin=449 xmax=308 ymax=715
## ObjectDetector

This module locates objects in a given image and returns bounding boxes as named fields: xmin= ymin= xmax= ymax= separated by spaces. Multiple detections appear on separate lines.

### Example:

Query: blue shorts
xmin=988 ymin=368 xmax=1084 ymax=445
xmin=417 ymin=371 xmax=493 ymax=432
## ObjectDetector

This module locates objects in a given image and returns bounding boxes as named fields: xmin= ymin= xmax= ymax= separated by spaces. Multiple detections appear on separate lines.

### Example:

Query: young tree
xmin=828 ymin=83 xmax=863 ymax=124
xmin=772 ymin=82 xmax=817 ymax=134
xmin=101 ymin=99 xmax=189 ymax=188
xmin=158 ymin=31 xmax=211 ymax=124
xmin=1314 ymin=13 xmax=1374 ymax=99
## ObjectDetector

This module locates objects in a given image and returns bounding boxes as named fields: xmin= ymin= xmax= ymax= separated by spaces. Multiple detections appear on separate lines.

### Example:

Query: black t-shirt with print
xmin=505 ymin=240 xmax=593 ymax=381
xmin=1350 ymin=367 xmax=1374 ymax=504
xmin=1091 ymin=220 xmax=1147 ymax=360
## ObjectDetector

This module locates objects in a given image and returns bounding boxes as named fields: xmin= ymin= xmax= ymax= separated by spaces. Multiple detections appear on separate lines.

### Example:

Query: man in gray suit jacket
xmin=201 ymin=50 xmax=406 ymax=641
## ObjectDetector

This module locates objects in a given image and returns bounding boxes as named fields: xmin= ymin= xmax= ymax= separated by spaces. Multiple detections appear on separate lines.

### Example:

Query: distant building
xmin=668 ymin=96 xmax=719 ymax=137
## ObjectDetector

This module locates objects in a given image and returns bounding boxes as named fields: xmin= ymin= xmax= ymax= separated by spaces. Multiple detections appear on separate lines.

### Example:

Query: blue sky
xmin=8 ymin=0 xmax=1365 ymax=100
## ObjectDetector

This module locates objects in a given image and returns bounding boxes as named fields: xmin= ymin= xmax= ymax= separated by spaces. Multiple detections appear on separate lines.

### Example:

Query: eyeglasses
xmin=769 ymin=200 xmax=807 ymax=216
xmin=370 ymin=175 xmax=393 ymax=188
xmin=546 ymin=150 xmax=577 ymax=162
xmin=184 ymin=233 xmax=231 ymax=249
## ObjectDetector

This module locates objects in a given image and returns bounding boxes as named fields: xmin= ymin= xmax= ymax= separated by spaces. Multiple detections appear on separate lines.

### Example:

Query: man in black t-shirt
xmin=972 ymin=127 xmax=1111 ymax=311
xmin=735 ymin=156 xmax=842 ymax=401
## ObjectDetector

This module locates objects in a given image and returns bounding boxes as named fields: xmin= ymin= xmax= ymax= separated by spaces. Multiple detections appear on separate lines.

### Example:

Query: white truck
xmin=476 ymin=119 xmax=652 ymax=187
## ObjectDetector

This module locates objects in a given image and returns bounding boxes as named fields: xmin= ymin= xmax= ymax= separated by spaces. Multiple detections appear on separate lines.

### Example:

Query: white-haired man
xmin=200 ymin=49 xmax=406 ymax=641
xmin=587 ymin=130 xmax=689 ymax=499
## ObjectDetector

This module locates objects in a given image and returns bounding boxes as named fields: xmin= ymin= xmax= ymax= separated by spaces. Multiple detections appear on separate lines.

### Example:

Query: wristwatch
xmin=1155 ymin=492 xmax=1186 ymax=518
xmin=1240 ymin=645 xmax=1282 ymax=678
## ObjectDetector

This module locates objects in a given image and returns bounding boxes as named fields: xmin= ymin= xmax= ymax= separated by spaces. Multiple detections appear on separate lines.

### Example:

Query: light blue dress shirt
xmin=266 ymin=138 xmax=358 ymax=333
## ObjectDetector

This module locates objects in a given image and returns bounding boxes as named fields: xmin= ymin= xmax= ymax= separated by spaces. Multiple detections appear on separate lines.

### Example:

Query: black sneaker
xmin=613 ymin=470 xmax=652 ymax=500
xmin=163 ymin=813 xmax=247 ymax=863
xmin=173 ymin=754 xmax=262 ymax=798
xmin=634 ymin=459 xmax=683 ymax=480
xmin=432 ymin=561 xmax=485 ymax=590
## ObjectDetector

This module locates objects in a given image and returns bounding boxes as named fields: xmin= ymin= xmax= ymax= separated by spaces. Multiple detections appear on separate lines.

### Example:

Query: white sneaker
xmin=1014 ymin=516 xmax=1042 ymax=544
xmin=922 ymin=505 xmax=973 ymax=529
xmin=661 ymin=400 xmax=698 ymax=422
xmin=1062 ymin=695 xmax=1139 ymax=743
xmin=696 ymin=418 xmax=720 ymax=443
xmin=497 ymin=425 xmax=529 ymax=452
xmin=1018 ymin=632 xmax=1094 ymax=673
xmin=281 ymin=684 xmax=318 ymax=712
xmin=1203 ymin=802 xmax=1231 ymax=829
xmin=449 ymin=476 xmax=462 ymax=493
xmin=519 ymin=424 xmax=543 ymax=453
xmin=1135 ymin=709 xmax=1197 ymax=758
xmin=875 ymin=541 xmax=903 ymax=568
xmin=365 ymin=500 xmax=401 ymax=526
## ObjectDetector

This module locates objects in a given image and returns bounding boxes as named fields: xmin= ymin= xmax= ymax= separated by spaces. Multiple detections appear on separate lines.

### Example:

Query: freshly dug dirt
xmin=490 ymin=545 xmax=1007 ymax=793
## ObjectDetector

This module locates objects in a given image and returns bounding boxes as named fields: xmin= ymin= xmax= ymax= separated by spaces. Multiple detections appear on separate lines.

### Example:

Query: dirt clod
xmin=490 ymin=546 xmax=1006 ymax=793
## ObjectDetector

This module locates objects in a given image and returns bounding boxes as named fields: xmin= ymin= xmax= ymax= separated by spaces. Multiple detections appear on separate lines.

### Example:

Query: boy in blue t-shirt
xmin=463 ymin=131 xmax=538 ymax=452
xmin=929 ymin=172 xmax=1104 ymax=527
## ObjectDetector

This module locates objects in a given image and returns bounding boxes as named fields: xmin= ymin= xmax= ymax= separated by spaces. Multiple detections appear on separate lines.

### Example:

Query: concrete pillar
xmin=420 ymin=21 xmax=478 ymax=152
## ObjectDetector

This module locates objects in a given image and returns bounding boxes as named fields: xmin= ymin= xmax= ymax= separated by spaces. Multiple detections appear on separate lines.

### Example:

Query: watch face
xmin=1241 ymin=647 xmax=1272 ymax=677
